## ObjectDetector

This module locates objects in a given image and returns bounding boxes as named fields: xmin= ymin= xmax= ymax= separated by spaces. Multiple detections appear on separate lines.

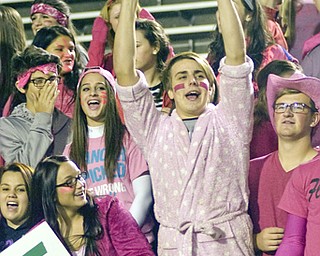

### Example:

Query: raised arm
xmin=217 ymin=0 xmax=246 ymax=65
xmin=113 ymin=0 xmax=139 ymax=86
xmin=87 ymin=16 xmax=109 ymax=68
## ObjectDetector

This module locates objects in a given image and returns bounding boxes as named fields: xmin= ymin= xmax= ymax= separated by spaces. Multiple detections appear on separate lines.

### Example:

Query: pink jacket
xmin=94 ymin=196 xmax=154 ymax=255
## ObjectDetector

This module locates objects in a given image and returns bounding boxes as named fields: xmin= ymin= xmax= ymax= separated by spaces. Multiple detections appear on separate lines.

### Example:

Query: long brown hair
xmin=69 ymin=71 xmax=125 ymax=183
xmin=0 ymin=6 xmax=26 ymax=116
xmin=279 ymin=0 xmax=296 ymax=50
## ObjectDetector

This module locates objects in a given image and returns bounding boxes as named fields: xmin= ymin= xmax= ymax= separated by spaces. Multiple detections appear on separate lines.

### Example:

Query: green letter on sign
xmin=23 ymin=242 xmax=47 ymax=256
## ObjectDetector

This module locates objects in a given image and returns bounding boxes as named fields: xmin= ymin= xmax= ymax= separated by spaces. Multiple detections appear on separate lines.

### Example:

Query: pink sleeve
xmin=302 ymin=33 xmax=320 ymax=59
xmin=2 ymin=95 xmax=13 ymax=117
xmin=124 ymin=133 xmax=149 ymax=181
xmin=275 ymin=214 xmax=306 ymax=256
xmin=139 ymin=8 xmax=155 ymax=20
xmin=260 ymin=44 xmax=298 ymax=71
xmin=107 ymin=197 xmax=155 ymax=255
xmin=87 ymin=17 xmax=109 ymax=67
xmin=62 ymin=143 xmax=71 ymax=156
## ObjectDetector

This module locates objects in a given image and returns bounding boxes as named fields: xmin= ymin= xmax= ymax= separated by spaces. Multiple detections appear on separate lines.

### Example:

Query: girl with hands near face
xmin=0 ymin=46 xmax=72 ymax=169
xmin=29 ymin=73 xmax=60 ymax=115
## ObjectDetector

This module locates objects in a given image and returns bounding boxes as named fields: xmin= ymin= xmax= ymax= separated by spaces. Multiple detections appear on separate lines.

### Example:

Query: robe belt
xmin=178 ymin=210 xmax=244 ymax=256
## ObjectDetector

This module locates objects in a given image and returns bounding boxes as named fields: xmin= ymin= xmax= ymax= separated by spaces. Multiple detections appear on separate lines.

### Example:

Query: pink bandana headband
xmin=17 ymin=63 xmax=58 ymax=89
xmin=31 ymin=3 xmax=68 ymax=27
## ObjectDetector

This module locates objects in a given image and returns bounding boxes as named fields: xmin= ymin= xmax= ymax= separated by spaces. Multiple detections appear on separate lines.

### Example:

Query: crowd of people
xmin=0 ymin=0 xmax=320 ymax=255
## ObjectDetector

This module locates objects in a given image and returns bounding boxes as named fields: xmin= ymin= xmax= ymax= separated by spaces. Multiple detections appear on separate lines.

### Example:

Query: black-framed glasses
xmin=30 ymin=76 xmax=60 ymax=89
xmin=274 ymin=102 xmax=317 ymax=114
xmin=56 ymin=174 xmax=85 ymax=188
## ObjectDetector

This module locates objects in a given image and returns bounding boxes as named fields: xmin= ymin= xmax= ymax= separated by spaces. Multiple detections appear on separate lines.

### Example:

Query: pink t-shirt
xmin=64 ymin=131 xmax=148 ymax=209
xmin=278 ymin=155 xmax=320 ymax=256
xmin=64 ymin=130 xmax=154 ymax=242
xmin=85 ymin=133 xmax=148 ymax=208
xmin=249 ymin=151 xmax=292 ymax=240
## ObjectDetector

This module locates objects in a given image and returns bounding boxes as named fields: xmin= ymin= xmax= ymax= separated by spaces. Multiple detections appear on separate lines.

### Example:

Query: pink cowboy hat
xmin=266 ymin=72 xmax=320 ymax=147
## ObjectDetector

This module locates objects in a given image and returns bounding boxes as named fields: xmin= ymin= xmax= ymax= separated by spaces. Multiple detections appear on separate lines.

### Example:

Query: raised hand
xmin=217 ymin=0 xmax=245 ymax=65
xmin=113 ymin=0 xmax=139 ymax=86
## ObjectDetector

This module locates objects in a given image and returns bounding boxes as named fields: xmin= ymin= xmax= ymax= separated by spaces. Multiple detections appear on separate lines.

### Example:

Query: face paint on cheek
xmin=100 ymin=91 xmax=108 ymax=105
xmin=199 ymin=81 xmax=209 ymax=91
xmin=174 ymin=83 xmax=185 ymax=92
xmin=57 ymin=187 xmax=74 ymax=193
xmin=43 ymin=21 xmax=54 ymax=27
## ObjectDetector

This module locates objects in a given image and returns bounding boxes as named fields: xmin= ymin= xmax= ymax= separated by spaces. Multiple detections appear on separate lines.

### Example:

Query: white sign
xmin=0 ymin=221 xmax=70 ymax=256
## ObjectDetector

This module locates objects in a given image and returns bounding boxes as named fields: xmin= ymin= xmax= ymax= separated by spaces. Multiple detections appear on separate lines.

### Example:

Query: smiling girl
xmin=30 ymin=155 xmax=154 ymax=255
xmin=0 ymin=163 xmax=34 ymax=252
xmin=30 ymin=0 xmax=88 ymax=67
xmin=63 ymin=66 xmax=155 ymax=245
xmin=31 ymin=25 xmax=85 ymax=118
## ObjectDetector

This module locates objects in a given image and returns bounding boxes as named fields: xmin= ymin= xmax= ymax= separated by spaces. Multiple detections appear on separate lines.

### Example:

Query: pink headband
xmin=17 ymin=63 xmax=58 ymax=89
xmin=77 ymin=66 xmax=116 ymax=92
xmin=31 ymin=3 xmax=68 ymax=27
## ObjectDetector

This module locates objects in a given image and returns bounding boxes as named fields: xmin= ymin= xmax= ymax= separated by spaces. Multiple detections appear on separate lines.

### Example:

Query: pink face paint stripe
xmin=57 ymin=186 xmax=74 ymax=192
xmin=174 ymin=83 xmax=185 ymax=92
xmin=199 ymin=81 xmax=209 ymax=91
xmin=100 ymin=91 xmax=107 ymax=105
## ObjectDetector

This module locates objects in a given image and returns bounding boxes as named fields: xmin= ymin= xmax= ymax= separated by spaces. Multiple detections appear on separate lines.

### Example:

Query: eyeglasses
xmin=274 ymin=102 xmax=317 ymax=114
xmin=56 ymin=174 xmax=85 ymax=188
xmin=30 ymin=76 xmax=60 ymax=89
